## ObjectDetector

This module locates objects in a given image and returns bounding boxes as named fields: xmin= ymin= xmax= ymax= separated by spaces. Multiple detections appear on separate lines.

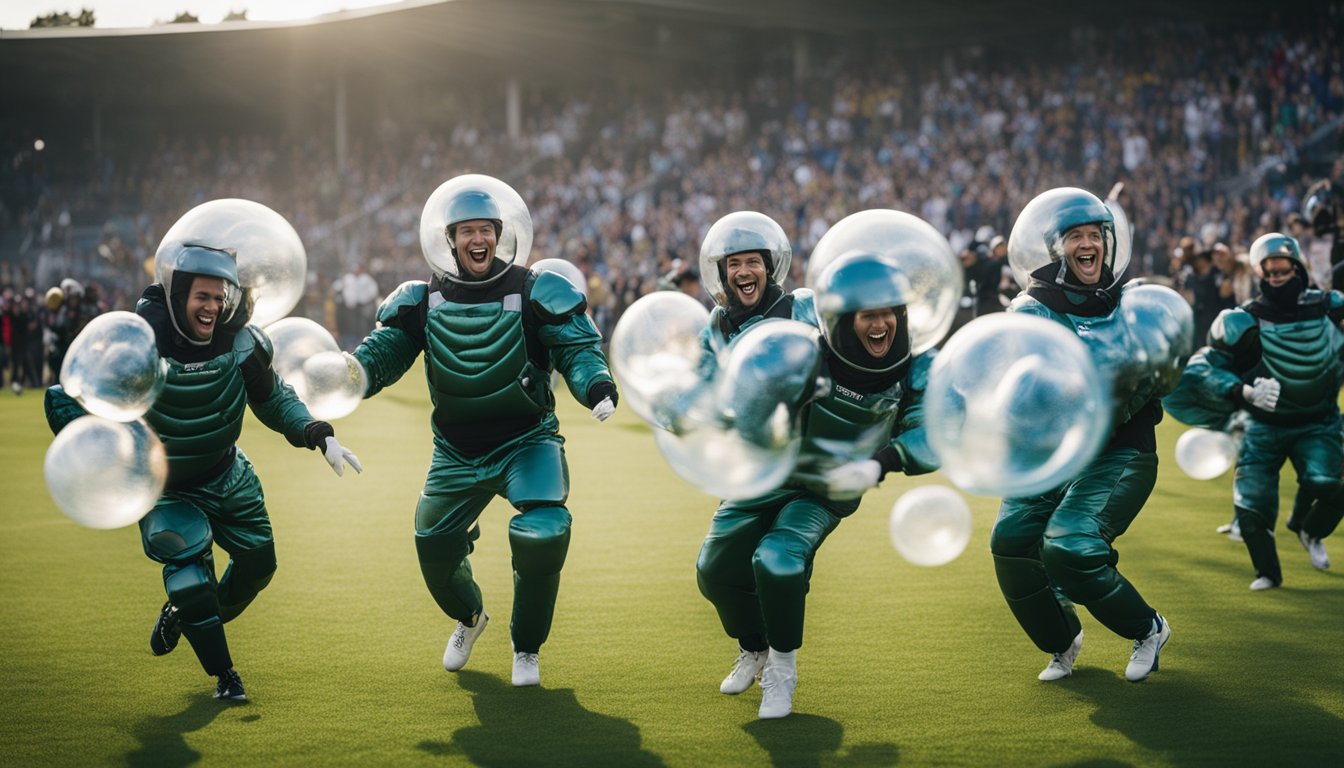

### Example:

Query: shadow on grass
xmin=418 ymin=670 xmax=665 ymax=767
xmin=126 ymin=693 xmax=237 ymax=768
xmin=743 ymin=714 xmax=899 ymax=768
xmin=1048 ymin=587 xmax=1344 ymax=767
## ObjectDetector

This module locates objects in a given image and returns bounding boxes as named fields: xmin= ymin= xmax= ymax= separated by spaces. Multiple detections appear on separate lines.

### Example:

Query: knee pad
xmin=164 ymin=558 xmax=219 ymax=622
xmin=509 ymin=505 xmax=571 ymax=576
xmin=752 ymin=531 xmax=808 ymax=589
xmin=225 ymin=541 xmax=277 ymax=594
xmin=1041 ymin=534 xmax=1114 ymax=601
xmin=993 ymin=554 xmax=1049 ymax=600
xmin=416 ymin=530 xmax=471 ymax=569
xmin=1301 ymin=474 xmax=1343 ymax=503
xmin=141 ymin=501 xmax=213 ymax=564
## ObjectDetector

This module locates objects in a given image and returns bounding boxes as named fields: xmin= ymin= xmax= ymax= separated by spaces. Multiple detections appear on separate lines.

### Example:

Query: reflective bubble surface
xmin=60 ymin=311 xmax=166 ymax=422
xmin=45 ymin=417 xmax=167 ymax=529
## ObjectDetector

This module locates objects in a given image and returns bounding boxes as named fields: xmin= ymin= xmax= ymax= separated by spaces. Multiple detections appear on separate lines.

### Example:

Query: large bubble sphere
xmin=45 ymin=417 xmax=167 ymax=529
xmin=717 ymin=320 xmax=820 ymax=451
xmin=889 ymin=485 xmax=974 ymax=567
xmin=530 ymin=258 xmax=587 ymax=296
xmin=421 ymin=174 xmax=532 ymax=278
xmin=264 ymin=318 xmax=364 ymax=419
xmin=156 ymin=199 xmax=307 ymax=328
xmin=1120 ymin=283 xmax=1195 ymax=388
xmin=610 ymin=292 xmax=710 ymax=428
xmin=59 ymin=311 xmax=166 ymax=421
xmin=1175 ymin=428 xmax=1238 ymax=480
xmin=806 ymin=210 xmax=961 ymax=354
xmin=653 ymin=421 xmax=800 ymax=501
xmin=926 ymin=313 xmax=1111 ymax=496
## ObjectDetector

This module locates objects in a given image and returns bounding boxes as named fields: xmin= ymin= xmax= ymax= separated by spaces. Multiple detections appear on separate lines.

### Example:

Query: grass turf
xmin=1 ymin=376 xmax=1342 ymax=767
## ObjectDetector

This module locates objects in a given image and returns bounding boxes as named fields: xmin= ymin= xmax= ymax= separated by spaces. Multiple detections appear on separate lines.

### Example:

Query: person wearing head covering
xmin=43 ymin=243 xmax=361 ymax=702
xmin=350 ymin=179 xmax=617 ymax=688
xmin=694 ymin=248 xmax=938 ymax=719
xmin=991 ymin=188 xmax=1177 ymax=685
xmin=1167 ymin=232 xmax=1344 ymax=589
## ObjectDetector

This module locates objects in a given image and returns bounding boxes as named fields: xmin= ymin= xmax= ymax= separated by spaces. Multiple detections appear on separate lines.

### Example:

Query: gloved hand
xmin=1242 ymin=377 xmax=1281 ymax=411
xmin=323 ymin=436 xmax=363 ymax=477
xmin=590 ymin=397 xmax=616 ymax=422
xmin=823 ymin=459 xmax=883 ymax=496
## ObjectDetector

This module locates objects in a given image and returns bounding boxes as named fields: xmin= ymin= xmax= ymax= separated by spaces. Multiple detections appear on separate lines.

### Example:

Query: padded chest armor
xmin=424 ymin=296 xmax=548 ymax=425
xmin=1258 ymin=318 xmax=1341 ymax=416
xmin=148 ymin=344 xmax=248 ymax=483
xmin=797 ymin=379 xmax=902 ymax=471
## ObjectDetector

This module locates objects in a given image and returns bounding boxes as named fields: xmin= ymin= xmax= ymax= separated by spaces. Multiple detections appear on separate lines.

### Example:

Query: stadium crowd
xmin=1 ymin=7 xmax=1341 ymax=385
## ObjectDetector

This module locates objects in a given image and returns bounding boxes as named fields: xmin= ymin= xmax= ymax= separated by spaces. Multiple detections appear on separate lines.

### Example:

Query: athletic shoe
xmin=1124 ymin=615 xmax=1170 ymax=682
xmin=214 ymin=668 xmax=247 ymax=701
xmin=1298 ymin=531 xmax=1330 ymax=570
xmin=150 ymin=601 xmax=181 ymax=656
xmin=442 ymin=611 xmax=489 ymax=671
xmin=758 ymin=651 xmax=797 ymax=719
xmin=512 ymin=652 xmax=540 ymax=687
xmin=1038 ymin=630 xmax=1084 ymax=681
xmin=719 ymin=648 xmax=768 ymax=694
xmin=1249 ymin=576 xmax=1280 ymax=591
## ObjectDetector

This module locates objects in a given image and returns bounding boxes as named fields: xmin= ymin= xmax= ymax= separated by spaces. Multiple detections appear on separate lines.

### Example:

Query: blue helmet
xmin=445 ymin=189 xmax=503 ymax=240
xmin=1248 ymin=232 xmax=1306 ymax=274
xmin=159 ymin=244 xmax=243 ymax=343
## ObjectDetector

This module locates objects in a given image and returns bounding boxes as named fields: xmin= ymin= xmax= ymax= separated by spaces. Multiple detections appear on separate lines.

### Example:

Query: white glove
xmin=590 ymin=396 xmax=616 ymax=422
xmin=323 ymin=436 xmax=363 ymax=477
xmin=823 ymin=459 xmax=883 ymax=496
xmin=1242 ymin=377 xmax=1281 ymax=411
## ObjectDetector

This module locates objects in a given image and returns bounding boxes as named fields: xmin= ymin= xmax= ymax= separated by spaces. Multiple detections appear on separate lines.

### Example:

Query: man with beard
xmin=694 ymin=248 xmax=938 ymax=719
xmin=990 ymin=188 xmax=1173 ymax=685
xmin=350 ymin=182 xmax=617 ymax=688
xmin=44 ymin=244 xmax=361 ymax=702
xmin=1168 ymin=233 xmax=1344 ymax=589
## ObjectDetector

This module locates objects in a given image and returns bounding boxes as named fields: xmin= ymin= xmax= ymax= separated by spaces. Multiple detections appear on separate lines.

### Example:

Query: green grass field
xmin=2 ymin=377 xmax=1342 ymax=767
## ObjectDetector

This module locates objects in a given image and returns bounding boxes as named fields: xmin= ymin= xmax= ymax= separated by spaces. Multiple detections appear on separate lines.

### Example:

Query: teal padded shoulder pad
xmin=1209 ymin=308 xmax=1256 ymax=351
xmin=529 ymin=270 xmax=588 ymax=322
xmin=242 ymin=324 xmax=272 ymax=367
xmin=377 ymin=280 xmax=429 ymax=324
xmin=790 ymin=288 xmax=818 ymax=329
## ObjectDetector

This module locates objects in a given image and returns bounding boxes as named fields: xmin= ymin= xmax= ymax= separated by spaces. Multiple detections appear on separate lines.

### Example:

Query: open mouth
xmin=1074 ymin=252 xmax=1099 ymax=272
xmin=467 ymin=247 xmax=490 ymax=267
xmin=863 ymin=328 xmax=891 ymax=356
xmin=195 ymin=313 xmax=216 ymax=332
xmin=734 ymin=278 xmax=759 ymax=300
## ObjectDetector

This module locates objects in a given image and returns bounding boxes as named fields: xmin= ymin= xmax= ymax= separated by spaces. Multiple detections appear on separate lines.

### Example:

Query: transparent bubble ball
xmin=531 ymin=258 xmax=587 ymax=297
xmin=156 ymin=198 xmax=307 ymax=328
xmin=610 ymin=291 xmax=710 ymax=428
xmin=59 ymin=311 xmax=166 ymax=421
xmin=889 ymin=485 xmax=974 ymax=567
xmin=716 ymin=320 xmax=820 ymax=451
xmin=264 ymin=318 xmax=365 ymax=419
xmin=926 ymin=313 xmax=1111 ymax=497
xmin=806 ymin=209 xmax=961 ymax=354
xmin=1175 ymin=428 xmax=1238 ymax=480
xmin=421 ymin=174 xmax=533 ymax=279
xmin=653 ymin=421 xmax=800 ymax=501
xmin=45 ymin=416 xmax=167 ymax=529
xmin=1120 ymin=283 xmax=1195 ymax=388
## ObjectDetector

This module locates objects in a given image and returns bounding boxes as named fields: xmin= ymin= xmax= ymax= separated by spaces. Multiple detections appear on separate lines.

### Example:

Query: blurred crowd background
xmin=0 ymin=0 xmax=1340 ymax=391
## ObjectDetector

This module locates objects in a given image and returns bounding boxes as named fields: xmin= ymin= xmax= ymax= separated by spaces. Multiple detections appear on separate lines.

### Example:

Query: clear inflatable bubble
xmin=653 ymin=421 xmax=800 ymax=501
xmin=420 ymin=174 xmax=533 ymax=279
xmin=1175 ymin=428 xmax=1238 ymax=480
xmin=59 ymin=311 xmax=166 ymax=421
xmin=531 ymin=258 xmax=587 ymax=296
xmin=301 ymin=351 xmax=367 ymax=420
xmin=45 ymin=416 xmax=167 ymax=529
xmin=1007 ymin=187 xmax=1131 ymax=290
xmin=264 ymin=317 xmax=364 ymax=419
xmin=806 ymin=210 xmax=961 ymax=354
xmin=926 ymin=313 xmax=1111 ymax=497
xmin=889 ymin=485 xmax=974 ymax=567
xmin=156 ymin=199 xmax=307 ymax=328
xmin=717 ymin=320 xmax=820 ymax=451
xmin=1120 ymin=283 xmax=1195 ymax=390
xmin=610 ymin=292 xmax=710 ymax=428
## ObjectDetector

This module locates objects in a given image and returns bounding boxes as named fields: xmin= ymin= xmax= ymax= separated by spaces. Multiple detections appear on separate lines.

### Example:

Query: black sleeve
xmin=586 ymin=380 xmax=618 ymax=409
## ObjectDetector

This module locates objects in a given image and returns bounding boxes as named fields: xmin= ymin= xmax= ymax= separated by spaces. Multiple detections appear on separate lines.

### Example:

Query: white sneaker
xmin=1038 ymin=630 xmax=1084 ymax=681
xmin=512 ymin=652 xmax=540 ymax=687
xmin=1124 ymin=615 xmax=1171 ymax=682
xmin=719 ymin=648 xmax=768 ymax=694
xmin=1299 ymin=531 xmax=1330 ymax=570
xmin=1249 ymin=576 xmax=1280 ymax=591
xmin=757 ymin=650 xmax=797 ymax=719
xmin=442 ymin=612 xmax=489 ymax=671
